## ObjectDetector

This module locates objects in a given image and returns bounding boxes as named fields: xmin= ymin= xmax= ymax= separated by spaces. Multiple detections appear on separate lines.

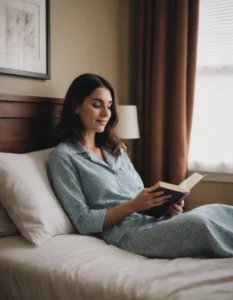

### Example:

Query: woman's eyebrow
xmin=91 ymin=98 xmax=113 ymax=104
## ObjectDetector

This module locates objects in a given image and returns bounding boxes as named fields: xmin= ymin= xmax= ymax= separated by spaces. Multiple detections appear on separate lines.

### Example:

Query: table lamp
xmin=115 ymin=105 xmax=140 ymax=153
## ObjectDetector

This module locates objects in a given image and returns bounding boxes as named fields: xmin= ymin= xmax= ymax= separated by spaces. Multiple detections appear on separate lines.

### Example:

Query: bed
xmin=0 ymin=93 xmax=233 ymax=300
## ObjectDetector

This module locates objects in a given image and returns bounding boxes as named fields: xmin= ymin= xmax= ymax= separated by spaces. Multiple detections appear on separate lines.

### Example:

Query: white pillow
xmin=0 ymin=204 xmax=19 ymax=237
xmin=0 ymin=149 xmax=75 ymax=245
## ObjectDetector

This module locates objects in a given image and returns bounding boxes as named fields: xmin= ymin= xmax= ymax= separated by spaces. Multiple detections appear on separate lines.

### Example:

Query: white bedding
xmin=0 ymin=234 xmax=233 ymax=300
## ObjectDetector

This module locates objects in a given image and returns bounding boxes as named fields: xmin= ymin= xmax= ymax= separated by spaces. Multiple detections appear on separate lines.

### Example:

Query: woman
xmin=48 ymin=73 xmax=233 ymax=259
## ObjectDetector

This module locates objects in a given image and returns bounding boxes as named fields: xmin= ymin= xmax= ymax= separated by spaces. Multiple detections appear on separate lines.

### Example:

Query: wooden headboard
xmin=0 ymin=93 xmax=63 ymax=153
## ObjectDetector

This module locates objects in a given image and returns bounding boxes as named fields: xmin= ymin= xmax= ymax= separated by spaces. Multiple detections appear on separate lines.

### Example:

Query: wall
xmin=186 ymin=181 xmax=233 ymax=210
xmin=0 ymin=0 xmax=130 ymax=104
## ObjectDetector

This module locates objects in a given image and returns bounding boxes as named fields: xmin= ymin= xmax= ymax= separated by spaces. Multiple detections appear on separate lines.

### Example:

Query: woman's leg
xmin=119 ymin=204 xmax=233 ymax=258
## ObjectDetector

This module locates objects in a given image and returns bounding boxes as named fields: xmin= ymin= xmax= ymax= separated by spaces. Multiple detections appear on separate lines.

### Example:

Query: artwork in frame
xmin=0 ymin=0 xmax=50 ymax=79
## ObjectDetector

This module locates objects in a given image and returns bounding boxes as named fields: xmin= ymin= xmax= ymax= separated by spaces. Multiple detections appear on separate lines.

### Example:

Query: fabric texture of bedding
xmin=0 ymin=204 xmax=19 ymax=237
xmin=0 ymin=235 xmax=233 ymax=300
xmin=0 ymin=149 xmax=75 ymax=245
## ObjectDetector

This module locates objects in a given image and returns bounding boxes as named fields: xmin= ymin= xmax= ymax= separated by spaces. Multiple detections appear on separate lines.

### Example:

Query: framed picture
xmin=0 ymin=0 xmax=50 ymax=79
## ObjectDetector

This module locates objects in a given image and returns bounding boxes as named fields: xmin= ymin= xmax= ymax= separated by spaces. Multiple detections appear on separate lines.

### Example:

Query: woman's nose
xmin=101 ymin=107 xmax=110 ymax=117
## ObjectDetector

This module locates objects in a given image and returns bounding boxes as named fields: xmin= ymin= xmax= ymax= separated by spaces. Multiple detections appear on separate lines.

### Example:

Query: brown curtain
xmin=133 ymin=0 xmax=199 ymax=186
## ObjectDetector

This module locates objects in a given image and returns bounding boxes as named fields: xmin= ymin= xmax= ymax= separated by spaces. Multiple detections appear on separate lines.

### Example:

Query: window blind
xmin=188 ymin=0 xmax=233 ymax=177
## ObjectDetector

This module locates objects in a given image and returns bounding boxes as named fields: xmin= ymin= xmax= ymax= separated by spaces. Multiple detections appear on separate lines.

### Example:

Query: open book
xmin=140 ymin=172 xmax=207 ymax=218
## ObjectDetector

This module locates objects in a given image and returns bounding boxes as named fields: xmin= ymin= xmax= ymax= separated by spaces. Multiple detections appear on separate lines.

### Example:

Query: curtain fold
xmin=134 ymin=0 xmax=199 ymax=186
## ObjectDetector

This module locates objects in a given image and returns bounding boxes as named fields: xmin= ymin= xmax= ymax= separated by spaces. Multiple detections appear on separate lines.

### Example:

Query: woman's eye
xmin=93 ymin=104 xmax=101 ymax=108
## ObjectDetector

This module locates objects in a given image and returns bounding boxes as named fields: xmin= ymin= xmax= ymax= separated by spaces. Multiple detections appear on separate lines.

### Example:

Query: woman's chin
xmin=95 ymin=127 xmax=105 ymax=133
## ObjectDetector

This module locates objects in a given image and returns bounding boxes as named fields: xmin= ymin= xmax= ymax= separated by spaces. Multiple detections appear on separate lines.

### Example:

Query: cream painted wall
xmin=0 ymin=0 xmax=130 ymax=104
xmin=186 ymin=181 xmax=233 ymax=210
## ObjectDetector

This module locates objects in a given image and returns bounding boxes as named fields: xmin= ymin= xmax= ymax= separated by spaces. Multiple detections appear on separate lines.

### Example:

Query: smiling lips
xmin=96 ymin=120 xmax=107 ymax=125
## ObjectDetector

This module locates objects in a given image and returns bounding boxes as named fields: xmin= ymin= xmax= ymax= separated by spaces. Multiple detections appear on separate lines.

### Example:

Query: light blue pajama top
xmin=48 ymin=141 xmax=233 ymax=259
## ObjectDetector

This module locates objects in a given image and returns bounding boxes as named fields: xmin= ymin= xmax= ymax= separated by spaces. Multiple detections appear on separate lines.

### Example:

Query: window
xmin=188 ymin=0 xmax=233 ymax=181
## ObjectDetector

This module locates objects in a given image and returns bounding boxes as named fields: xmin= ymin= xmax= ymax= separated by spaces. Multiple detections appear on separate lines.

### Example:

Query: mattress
xmin=0 ymin=234 xmax=233 ymax=300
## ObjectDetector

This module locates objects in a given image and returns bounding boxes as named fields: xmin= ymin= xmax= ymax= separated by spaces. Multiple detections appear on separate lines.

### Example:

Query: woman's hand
xmin=129 ymin=188 xmax=171 ymax=213
xmin=168 ymin=200 xmax=185 ymax=217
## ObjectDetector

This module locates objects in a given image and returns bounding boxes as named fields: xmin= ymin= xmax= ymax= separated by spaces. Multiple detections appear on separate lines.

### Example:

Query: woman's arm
xmin=103 ymin=149 xmax=171 ymax=228
xmin=104 ymin=201 xmax=135 ymax=228
xmin=104 ymin=188 xmax=171 ymax=228
xmin=48 ymin=149 xmax=170 ymax=233
xmin=48 ymin=151 xmax=106 ymax=235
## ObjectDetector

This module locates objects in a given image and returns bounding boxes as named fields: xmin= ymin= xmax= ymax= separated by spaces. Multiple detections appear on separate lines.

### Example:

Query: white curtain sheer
xmin=188 ymin=0 xmax=233 ymax=177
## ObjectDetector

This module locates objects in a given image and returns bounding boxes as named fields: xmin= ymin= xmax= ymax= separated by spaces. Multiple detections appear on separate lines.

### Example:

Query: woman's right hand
xmin=129 ymin=188 xmax=171 ymax=213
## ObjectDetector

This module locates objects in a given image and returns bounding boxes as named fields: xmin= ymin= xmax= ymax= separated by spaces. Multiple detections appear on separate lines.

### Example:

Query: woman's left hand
xmin=168 ymin=200 xmax=185 ymax=216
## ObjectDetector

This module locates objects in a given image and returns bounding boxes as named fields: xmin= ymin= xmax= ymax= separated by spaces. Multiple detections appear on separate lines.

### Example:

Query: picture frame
xmin=0 ymin=0 xmax=50 ymax=79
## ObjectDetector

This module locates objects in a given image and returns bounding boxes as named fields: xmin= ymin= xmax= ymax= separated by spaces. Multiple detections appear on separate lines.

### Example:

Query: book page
xmin=151 ymin=181 xmax=187 ymax=193
xmin=178 ymin=172 xmax=207 ymax=191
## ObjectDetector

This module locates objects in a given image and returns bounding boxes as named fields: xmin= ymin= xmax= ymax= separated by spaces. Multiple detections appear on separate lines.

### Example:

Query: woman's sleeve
xmin=48 ymin=151 xmax=106 ymax=235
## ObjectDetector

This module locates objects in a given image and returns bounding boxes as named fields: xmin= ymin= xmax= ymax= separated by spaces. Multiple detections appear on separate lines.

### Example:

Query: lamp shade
xmin=115 ymin=105 xmax=140 ymax=139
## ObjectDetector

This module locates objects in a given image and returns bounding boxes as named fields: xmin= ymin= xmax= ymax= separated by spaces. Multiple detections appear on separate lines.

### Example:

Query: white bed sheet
xmin=0 ymin=234 xmax=233 ymax=300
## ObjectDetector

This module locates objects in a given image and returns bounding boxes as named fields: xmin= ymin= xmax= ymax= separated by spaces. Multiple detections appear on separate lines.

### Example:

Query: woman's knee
xmin=184 ymin=212 xmax=209 ymax=229
xmin=193 ymin=203 xmax=222 ymax=212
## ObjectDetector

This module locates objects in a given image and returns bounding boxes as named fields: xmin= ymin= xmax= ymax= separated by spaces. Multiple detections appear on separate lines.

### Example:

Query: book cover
xmin=140 ymin=173 xmax=206 ymax=218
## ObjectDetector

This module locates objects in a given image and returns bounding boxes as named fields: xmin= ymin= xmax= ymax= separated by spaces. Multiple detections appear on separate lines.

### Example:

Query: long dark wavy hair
xmin=52 ymin=73 xmax=122 ymax=156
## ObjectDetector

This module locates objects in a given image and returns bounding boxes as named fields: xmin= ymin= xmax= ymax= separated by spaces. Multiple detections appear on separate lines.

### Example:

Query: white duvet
xmin=0 ymin=234 xmax=233 ymax=300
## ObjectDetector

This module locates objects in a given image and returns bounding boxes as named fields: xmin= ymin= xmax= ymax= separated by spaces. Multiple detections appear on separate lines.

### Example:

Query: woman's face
xmin=76 ymin=87 xmax=112 ymax=134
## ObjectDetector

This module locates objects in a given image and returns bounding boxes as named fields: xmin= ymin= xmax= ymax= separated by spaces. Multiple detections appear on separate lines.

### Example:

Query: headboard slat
xmin=0 ymin=94 xmax=62 ymax=153
xmin=0 ymin=93 xmax=63 ymax=104
xmin=0 ymin=102 xmax=61 ymax=118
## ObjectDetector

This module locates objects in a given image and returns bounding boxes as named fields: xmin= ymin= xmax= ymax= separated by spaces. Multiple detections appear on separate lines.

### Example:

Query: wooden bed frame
xmin=0 ymin=93 xmax=63 ymax=153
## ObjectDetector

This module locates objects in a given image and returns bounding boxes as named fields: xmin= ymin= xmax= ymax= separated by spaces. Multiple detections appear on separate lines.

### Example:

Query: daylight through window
xmin=188 ymin=0 xmax=233 ymax=177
